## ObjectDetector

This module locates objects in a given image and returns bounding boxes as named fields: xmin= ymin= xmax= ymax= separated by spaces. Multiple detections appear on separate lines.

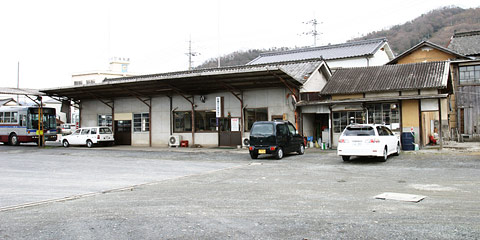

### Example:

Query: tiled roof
xmin=320 ymin=61 xmax=449 ymax=95
xmin=447 ymin=30 xmax=480 ymax=56
xmin=387 ymin=40 xmax=469 ymax=64
xmin=248 ymin=38 xmax=388 ymax=65
xmin=106 ymin=58 xmax=325 ymax=85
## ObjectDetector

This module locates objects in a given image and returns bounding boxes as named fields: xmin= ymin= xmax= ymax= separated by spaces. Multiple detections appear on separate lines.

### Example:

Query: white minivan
xmin=337 ymin=124 xmax=400 ymax=162
xmin=62 ymin=126 xmax=114 ymax=148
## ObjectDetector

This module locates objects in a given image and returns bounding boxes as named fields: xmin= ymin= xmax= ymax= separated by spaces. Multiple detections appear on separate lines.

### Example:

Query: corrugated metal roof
xmin=447 ymin=30 xmax=480 ymax=57
xmin=0 ymin=87 xmax=44 ymax=96
xmin=247 ymin=38 xmax=387 ymax=65
xmin=320 ymin=61 xmax=449 ymax=95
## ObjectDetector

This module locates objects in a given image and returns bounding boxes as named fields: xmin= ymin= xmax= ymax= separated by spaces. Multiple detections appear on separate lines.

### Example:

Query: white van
xmin=62 ymin=126 xmax=114 ymax=148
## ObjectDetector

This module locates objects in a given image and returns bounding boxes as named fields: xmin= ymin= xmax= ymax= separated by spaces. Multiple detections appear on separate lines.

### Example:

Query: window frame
xmin=244 ymin=108 xmax=268 ymax=132
xmin=133 ymin=113 xmax=150 ymax=133
xmin=459 ymin=65 xmax=480 ymax=85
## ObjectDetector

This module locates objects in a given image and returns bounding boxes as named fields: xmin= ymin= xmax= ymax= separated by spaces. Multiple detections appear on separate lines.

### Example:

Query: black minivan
xmin=248 ymin=121 xmax=305 ymax=159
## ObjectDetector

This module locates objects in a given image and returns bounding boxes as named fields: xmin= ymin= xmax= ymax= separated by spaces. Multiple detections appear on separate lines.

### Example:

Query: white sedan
xmin=62 ymin=126 xmax=114 ymax=148
xmin=337 ymin=124 xmax=400 ymax=162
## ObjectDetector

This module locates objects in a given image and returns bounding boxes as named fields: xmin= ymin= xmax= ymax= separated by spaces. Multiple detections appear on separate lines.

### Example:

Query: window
xmin=366 ymin=103 xmax=399 ymax=130
xmin=244 ymin=108 xmax=268 ymax=131
xmin=195 ymin=111 xmax=217 ymax=132
xmin=343 ymin=126 xmax=375 ymax=136
xmin=277 ymin=124 xmax=288 ymax=136
xmin=86 ymin=80 xmax=96 ymax=85
xmin=287 ymin=124 xmax=296 ymax=135
xmin=333 ymin=111 xmax=364 ymax=133
xmin=173 ymin=110 xmax=219 ymax=132
xmin=133 ymin=113 xmax=149 ymax=132
xmin=90 ymin=128 xmax=97 ymax=134
xmin=74 ymin=80 xmax=83 ymax=86
xmin=459 ymin=65 xmax=480 ymax=84
xmin=0 ymin=112 xmax=2 ymax=123
xmin=98 ymin=114 xmax=112 ymax=127
xmin=173 ymin=111 xmax=192 ymax=132
xmin=251 ymin=123 xmax=274 ymax=135
xmin=81 ymin=129 xmax=90 ymax=135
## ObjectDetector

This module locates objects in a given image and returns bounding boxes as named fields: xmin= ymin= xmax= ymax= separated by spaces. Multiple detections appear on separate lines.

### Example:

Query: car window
xmin=277 ymin=124 xmax=288 ymax=136
xmin=100 ymin=127 xmax=112 ymax=134
xmin=287 ymin=124 xmax=296 ymax=135
xmin=81 ymin=129 xmax=90 ymax=135
xmin=344 ymin=126 xmax=375 ymax=136
xmin=383 ymin=127 xmax=394 ymax=136
xmin=90 ymin=128 xmax=97 ymax=134
xmin=250 ymin=123 xmax=274 ymax=135
xmin=376 ymin=126 xmax=388 ymax=136
xmin=72 ymin=129 xmax=81 ymax=135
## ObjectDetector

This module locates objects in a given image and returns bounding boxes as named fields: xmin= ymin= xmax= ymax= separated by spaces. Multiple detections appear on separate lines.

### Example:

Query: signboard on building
xmin=216 ymin=97 xmax=222 ymax=118
xmin=231 ymin=118 xmax=239 ymax=131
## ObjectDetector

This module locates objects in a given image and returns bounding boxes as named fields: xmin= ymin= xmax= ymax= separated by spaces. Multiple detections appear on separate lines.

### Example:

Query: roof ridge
xmin=453 ymin=30 xmax=480 ymax=38
xmin=104 ymin=58 xmax=325 ymax=82
xmin=259 ymin=38 xmax=387 ymax=57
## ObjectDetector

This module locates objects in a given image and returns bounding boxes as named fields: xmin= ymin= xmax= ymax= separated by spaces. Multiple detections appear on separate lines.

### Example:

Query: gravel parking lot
xmin=0 ymin=144 xmax=479 ymax=239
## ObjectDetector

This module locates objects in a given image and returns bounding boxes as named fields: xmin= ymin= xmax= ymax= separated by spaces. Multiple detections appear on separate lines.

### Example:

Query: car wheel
xmin=297 ymin=144 xmax=305 ymax=155
xmin=275 ymin=147 xmax=284 ymax=160
xmin=62 ymin=140 xmax=70 ymax=148
xmin=379 ymin=147 xmax=388 ymax=162
xmin=342 ymin=156 xmax=351 ymax=161
xmin=9 ymin=133 xmax=19 ymax=146
xmin=394 ymin=143 xmax=400 ymax=156
xmin=86 ymin=140 xmax=93 ymax=148
xmin=250 ymin=152 xmax=258 ymax=159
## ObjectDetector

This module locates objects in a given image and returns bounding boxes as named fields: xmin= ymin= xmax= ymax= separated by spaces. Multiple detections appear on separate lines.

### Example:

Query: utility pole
xmin=302 ymin=19 xmax=322 ymax=47
xmin=17 ymin=61 xmax=20 ymax=103
xmin=185 ymin=36 xmax=199 ymax=70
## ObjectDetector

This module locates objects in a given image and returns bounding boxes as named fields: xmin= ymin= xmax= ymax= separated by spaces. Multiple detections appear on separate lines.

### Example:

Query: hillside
xmin=196 ymin=6 xmax=480 ymax=68
xmin=352 ymin=7 xmax=480 ymax=54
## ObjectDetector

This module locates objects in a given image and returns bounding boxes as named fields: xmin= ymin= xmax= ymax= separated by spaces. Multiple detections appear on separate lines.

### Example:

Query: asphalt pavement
xmin=0 ymin=144 xmax=479 ymax=239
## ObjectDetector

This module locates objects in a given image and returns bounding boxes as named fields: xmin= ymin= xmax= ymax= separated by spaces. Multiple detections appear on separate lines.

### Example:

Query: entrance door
xmin=421 ymin=112 xmax=439 ymax=146
xmin=218 ymin=118 xmax=241 ymax=147
xmin=114 ymin=120 xmax=131 ymax=145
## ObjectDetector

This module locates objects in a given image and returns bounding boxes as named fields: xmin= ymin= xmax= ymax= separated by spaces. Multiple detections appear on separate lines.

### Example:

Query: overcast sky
xmin=1 ymin=0 xmax=479 ymax=90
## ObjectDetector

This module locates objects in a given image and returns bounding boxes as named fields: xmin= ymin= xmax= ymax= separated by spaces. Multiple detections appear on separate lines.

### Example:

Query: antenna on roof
xmin=301 ymin=19 xmax=322 ymax=47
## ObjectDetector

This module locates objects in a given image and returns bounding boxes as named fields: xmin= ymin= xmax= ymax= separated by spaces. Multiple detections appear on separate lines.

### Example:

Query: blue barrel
xmin=401 ymin=132 xmax=415 ymax=151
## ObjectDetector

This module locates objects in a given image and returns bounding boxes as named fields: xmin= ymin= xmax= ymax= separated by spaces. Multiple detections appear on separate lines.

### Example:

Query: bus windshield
xmin=27 ymin=108 xmax=57 ymax=130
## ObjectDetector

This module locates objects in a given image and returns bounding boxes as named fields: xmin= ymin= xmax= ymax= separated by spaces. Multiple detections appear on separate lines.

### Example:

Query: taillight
xmin=270 ymin=146 xmax=276 ymax=151
xmin=338 ymin=139 xmax=349 ymax=143
xmin=97 ymin=135 xmax=100 ymax=139
xmin=249 ymin=146 xmax=254 ymax=151
xmin=365 ymin=138 xmax=380 ymax=143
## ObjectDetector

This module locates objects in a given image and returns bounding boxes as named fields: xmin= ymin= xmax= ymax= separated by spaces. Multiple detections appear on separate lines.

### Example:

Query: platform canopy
xmin=41 ymin=59 xmax=325 ymax=101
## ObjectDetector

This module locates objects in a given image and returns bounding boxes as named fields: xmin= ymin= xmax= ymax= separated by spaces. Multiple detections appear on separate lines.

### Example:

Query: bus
xmin=0 ymin=106 xmax=58 ymax=145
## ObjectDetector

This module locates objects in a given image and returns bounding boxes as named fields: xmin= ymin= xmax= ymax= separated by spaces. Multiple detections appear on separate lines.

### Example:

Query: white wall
xmin=301 ymin=65 xmax=329 ymax=93
xmin=80 ymin=87 xmax=296 ymax=147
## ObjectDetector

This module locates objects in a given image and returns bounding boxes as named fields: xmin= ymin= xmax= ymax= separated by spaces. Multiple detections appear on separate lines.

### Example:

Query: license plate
xmin=258 ymin=149 xmax=266 ymax=154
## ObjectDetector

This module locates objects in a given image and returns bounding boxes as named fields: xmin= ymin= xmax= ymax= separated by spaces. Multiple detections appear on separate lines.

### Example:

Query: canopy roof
xmin=42 ymin=59 xmax=324 ymax=101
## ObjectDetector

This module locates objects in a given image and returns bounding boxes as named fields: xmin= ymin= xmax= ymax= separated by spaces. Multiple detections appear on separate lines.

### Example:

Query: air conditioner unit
xmin=169 ymin=135 xmax=182 ymax=147
xmin=242 ymin=137 xmax=250 ymax=148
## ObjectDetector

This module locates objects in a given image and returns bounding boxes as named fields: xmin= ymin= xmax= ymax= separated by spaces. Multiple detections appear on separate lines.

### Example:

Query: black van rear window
xmin=250 ymin=123 xmax=274 ymax=135
xmin=343 ymin=126 xmax=375 ymax=136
